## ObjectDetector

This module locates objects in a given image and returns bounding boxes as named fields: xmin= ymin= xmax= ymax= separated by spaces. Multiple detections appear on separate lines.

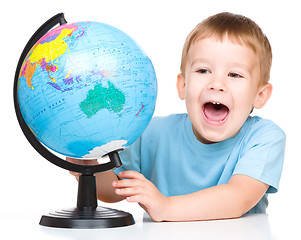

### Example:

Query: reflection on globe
xmin=17 ymin=21 xmax=157 ymax=159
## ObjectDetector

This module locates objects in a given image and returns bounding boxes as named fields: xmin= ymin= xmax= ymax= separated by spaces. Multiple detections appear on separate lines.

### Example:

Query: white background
xmin=1 ymin=0 xmax=300 ymax=236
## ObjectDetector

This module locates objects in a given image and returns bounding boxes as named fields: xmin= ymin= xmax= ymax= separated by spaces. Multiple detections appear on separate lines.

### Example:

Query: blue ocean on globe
xmin=17 ymin=21 xmax=157 ymax=159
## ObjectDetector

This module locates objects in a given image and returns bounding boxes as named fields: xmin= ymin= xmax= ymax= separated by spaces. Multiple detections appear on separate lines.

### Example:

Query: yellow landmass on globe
xmin=20 ymin=28 xmax=76 ymax=89
xmin=29 ymin=28 xmax=74 ymax=63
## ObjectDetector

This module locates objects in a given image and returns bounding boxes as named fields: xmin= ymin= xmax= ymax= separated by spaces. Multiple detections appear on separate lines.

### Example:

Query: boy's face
xmin=177 ymin=36 xmax=272 ymax=144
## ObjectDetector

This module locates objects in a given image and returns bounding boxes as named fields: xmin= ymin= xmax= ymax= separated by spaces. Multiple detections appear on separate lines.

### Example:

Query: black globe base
xmin=39 ymin=173 xmax=135 ymax=229
xmin=40 ymin=207 xmax=135 ymax=229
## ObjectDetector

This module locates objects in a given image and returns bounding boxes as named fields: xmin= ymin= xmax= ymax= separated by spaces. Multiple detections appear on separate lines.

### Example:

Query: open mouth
xmin=202 ymin=101 xmax=230 ymax=125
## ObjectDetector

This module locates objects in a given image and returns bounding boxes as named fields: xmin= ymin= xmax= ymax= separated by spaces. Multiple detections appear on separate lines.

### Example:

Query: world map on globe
xmin=17 ymin=21 xmax=157 ymax=159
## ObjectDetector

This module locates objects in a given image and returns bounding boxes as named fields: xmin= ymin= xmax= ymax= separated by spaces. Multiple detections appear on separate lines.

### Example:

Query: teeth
xmin=212 ymin=102 xmax=220 ymax=105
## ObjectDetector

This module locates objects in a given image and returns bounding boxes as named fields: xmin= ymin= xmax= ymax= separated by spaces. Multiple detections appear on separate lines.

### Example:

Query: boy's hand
xmin=112 ymin=171 xmax=170 ymax=222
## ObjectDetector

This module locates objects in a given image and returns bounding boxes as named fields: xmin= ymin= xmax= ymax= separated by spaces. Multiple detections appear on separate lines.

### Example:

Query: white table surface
xmin=1 ymin=208 xmax=297 ymax=240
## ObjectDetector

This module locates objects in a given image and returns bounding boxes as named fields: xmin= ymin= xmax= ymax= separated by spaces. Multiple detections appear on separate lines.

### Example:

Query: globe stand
xmin=13 ymin=13 xmax=134 ymax=229
xmin=40 ymin=153 xmax=134 ymax=229
xmin=39 ymin=152 xmax=134 ymax=229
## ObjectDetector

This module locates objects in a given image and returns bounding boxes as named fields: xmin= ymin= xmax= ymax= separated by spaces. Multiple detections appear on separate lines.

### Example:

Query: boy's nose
xmin=208 ymin=76 xmax=226 ymax=92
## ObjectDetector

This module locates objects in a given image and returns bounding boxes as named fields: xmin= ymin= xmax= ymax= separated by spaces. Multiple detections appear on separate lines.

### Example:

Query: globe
xmin=17 ymin=21 xmax=157 ymax=159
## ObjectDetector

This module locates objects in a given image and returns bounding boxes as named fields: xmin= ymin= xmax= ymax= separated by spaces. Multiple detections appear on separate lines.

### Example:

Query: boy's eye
xmin=197 ymin=69 xmax=211 ymax=74
xmin=228 ymin=72 xmax=243 ymax=78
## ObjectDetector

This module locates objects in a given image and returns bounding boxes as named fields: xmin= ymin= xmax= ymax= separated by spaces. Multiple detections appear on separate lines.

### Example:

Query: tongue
xmin=204 ymin=103 xmax=229 ymax=122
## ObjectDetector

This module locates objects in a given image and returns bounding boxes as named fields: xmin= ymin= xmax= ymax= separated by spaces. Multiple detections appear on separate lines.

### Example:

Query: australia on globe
xmin=17 ymin=21 xmax=157 ymax=159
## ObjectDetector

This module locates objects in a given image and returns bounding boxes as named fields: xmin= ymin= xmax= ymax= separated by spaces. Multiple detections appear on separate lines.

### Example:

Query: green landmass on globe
xmin=80 ymin=81 xmax=126 ymax=118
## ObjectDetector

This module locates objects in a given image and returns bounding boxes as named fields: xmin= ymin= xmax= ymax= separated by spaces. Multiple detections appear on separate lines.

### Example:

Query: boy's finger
xmin=112 ymin=179 xmax=140 ymax=188
xmin=118 ymin=171 xmax=145 ymax=180
xmin=115 ymin=187 xmax=141 ymax=197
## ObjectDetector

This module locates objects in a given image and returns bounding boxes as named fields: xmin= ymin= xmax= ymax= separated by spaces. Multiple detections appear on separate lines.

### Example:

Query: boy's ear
xmin=253 ymin=83 xmax=273 ymax=109
xmin=177 ymin=73 xmax=186 ymax=100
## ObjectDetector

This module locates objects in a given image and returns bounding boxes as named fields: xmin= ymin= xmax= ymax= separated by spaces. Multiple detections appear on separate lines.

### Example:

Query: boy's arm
xmin=113 ymin=171 xmax=269 ymax=222
xmin=166 ymin=174 xmax=268 ymax=221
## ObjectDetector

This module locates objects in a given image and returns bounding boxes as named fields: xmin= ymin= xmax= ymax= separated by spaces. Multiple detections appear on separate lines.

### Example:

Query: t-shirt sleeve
xmin=233 ymin=125 xmax=286 ymax=193
xmin=113 ymin=136 xmax=142 ymax=176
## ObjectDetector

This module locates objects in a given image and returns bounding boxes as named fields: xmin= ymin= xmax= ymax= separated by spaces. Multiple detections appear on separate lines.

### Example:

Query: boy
xmin=69 ymin=12 xmax=285 ymax=222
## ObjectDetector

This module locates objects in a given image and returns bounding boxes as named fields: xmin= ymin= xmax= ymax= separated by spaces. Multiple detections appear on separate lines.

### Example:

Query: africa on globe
xmin=17 ymin=21 xmax=157 ymax=159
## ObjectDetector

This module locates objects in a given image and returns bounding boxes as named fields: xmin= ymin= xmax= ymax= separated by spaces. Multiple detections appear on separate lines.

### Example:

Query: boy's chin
xmin=198 ymin=127 xmax=243 ymax=144
xmin=201 ymin=136 xmax=226 ymax=144
xmin=193 ymin=128 xmax=227 ymax=144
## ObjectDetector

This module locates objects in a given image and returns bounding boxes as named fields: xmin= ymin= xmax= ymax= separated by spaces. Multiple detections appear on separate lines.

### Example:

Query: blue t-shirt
xmin=114 ymin=114 xmax=286 ymax=213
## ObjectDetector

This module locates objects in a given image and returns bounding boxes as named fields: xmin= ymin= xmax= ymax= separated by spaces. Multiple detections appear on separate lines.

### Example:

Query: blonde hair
xmin=180 ymin=12 xmax=272 ymax=85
